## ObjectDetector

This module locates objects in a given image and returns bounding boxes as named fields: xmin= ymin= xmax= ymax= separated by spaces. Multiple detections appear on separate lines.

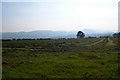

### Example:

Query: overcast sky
xmin=2 ymin=0 xmax=119 ymax=32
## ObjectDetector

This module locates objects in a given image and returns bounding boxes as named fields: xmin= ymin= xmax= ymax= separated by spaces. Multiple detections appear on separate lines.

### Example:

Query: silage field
xmin=2 ymin=38 xmax=120 ymax=78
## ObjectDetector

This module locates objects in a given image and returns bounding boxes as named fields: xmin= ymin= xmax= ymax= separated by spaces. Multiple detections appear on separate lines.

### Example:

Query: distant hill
xmin=82 ymin=29 xmax=115 ymax=37
xmin=1 ymin=29 xmax=115 ymax=39
xmin=1 ymin=30 xmax=77 ymax=39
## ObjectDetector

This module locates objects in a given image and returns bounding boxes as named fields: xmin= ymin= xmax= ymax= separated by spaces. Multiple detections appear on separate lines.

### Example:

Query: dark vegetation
xmin=77 ymin=31 xmax=85 ymax=38
xmin=2 ymin=33 xmax=120 ymax=78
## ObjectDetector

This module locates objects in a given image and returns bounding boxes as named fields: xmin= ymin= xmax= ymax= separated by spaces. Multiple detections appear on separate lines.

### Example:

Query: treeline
xmin=2 ymin=38 xmax=69 ymax=41
xmin=1 ymin=36 xmax=111 ymax=41
xmin=2 ymin=38 xmax=53 ymax=41
xmin=113 ymin=32 xmax=120 ymax=38
xmin=87 ymin=36 xmax=112 ymax=38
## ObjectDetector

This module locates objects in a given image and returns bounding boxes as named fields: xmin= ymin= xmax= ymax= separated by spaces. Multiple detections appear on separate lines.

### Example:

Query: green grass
xmin=2 ymin=38 xmax=120 ymax=78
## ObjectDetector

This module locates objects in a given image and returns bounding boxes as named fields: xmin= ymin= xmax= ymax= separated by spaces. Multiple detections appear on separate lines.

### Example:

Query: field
xmin=2 ymin=37 xmax=120 ymax=78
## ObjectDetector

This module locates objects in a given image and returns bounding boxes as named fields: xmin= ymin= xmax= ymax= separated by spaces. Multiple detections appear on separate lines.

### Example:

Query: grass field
xmin=2 ymin=38 xmax=120 ymax=78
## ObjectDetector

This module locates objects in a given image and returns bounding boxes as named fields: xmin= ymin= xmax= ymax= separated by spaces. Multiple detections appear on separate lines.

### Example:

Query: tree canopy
xmin=77 ymin=31 xmax=85 ymax=38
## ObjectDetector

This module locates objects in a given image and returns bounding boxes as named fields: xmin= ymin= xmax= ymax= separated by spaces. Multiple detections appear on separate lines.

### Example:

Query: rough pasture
xmin=2 ymin=38 xmax=119 ymax=78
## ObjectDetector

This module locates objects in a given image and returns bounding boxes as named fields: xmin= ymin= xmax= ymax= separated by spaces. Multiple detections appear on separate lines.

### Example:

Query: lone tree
xmin=77 ymin=31 xmax=85 ymax=38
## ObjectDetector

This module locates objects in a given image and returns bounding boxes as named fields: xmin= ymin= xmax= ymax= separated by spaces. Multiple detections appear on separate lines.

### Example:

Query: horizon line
xmin=1 ymin=29 xmax=118 ymax=33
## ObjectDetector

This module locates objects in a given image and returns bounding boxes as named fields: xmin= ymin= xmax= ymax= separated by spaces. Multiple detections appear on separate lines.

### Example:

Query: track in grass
xmin=85 ymin=38 xmax=105 ymax=46
xmin=106 ymin=38 xmax=116 ymax=47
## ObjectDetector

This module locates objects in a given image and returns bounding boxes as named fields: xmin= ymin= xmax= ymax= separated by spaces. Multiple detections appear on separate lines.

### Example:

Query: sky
xmin=1 ymin=0 xmax=119 ymax=32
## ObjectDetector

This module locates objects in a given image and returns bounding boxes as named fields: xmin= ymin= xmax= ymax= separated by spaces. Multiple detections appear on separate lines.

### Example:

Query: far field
xmin=2 ymin=37 xmax=120 ymax=78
